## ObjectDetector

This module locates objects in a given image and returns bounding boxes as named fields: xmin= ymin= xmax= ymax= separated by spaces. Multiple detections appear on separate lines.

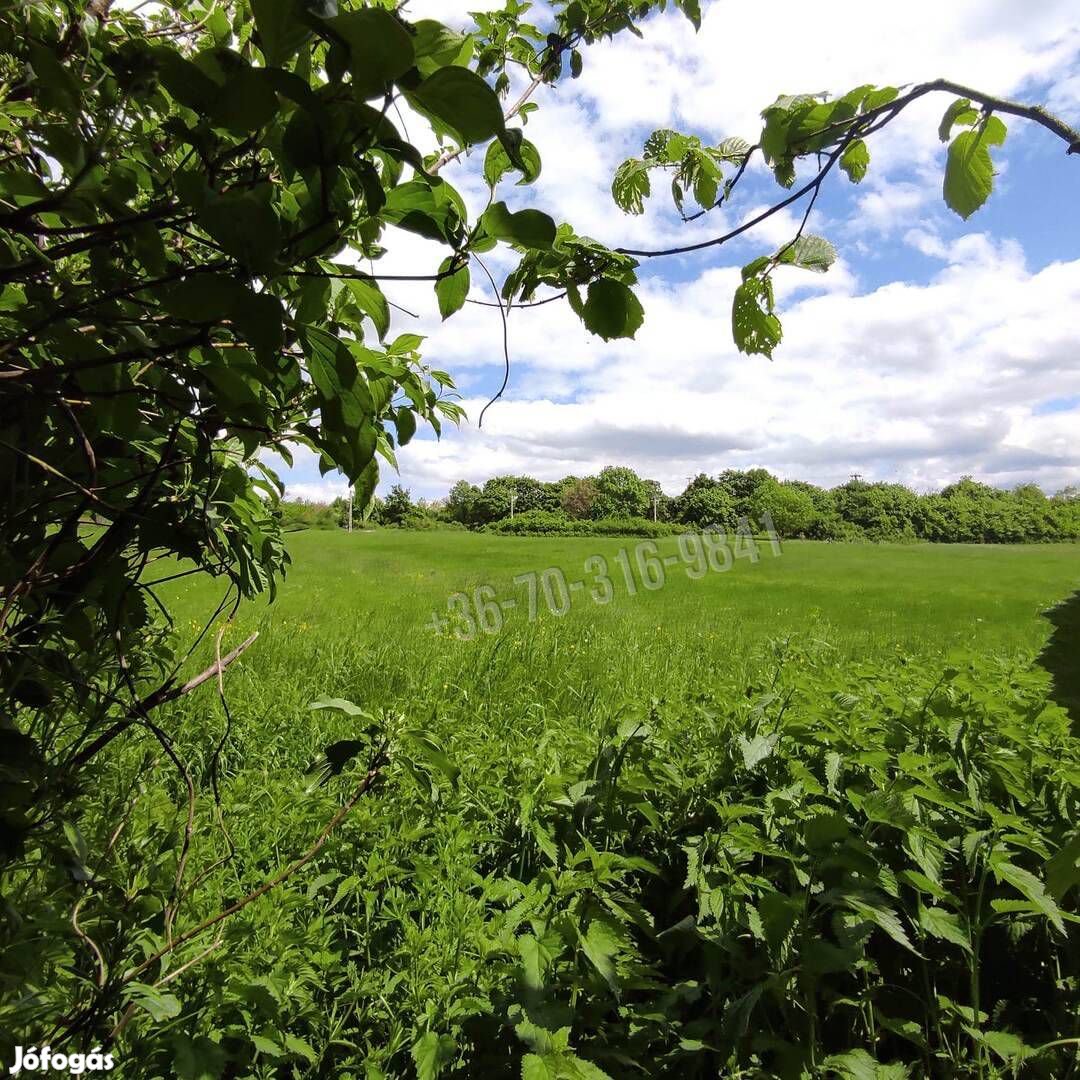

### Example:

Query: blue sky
xmin=277 ymin=0 xmax=1080 ymax=503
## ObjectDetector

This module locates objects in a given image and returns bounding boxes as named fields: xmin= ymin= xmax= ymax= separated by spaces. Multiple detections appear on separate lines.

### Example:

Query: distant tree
xmin=473 ymin=476 xmax=556 ymax=524
xmin=750 ymin=479 xmax=818 ymax=537
xmin=674 ymin=476 xmax=738 ymax=528
xmin=592 ymin=466 xmax=652 ymax=519
xmin=832 ymin=478 xmax=919 ymax=540
xmin=446 ymin=480 xmax=482 ymax=525
xmin=381 ymin=485 xmax=414 ymax=527
xmin=717 ymin=468 xmax=777 ymax=511
xmin=561 ymin=477 xmax=599 ymax=519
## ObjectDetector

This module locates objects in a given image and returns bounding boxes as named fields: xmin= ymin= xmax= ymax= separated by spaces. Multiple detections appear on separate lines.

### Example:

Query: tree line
xmin=306 ymin=466 xmax=1080 ymax=542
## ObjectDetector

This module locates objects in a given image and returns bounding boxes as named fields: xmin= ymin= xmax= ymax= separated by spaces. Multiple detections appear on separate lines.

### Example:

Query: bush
xmin=275 ymin=499 xmax=340 ymax=531
xmin=486 ymin=511 xmax=687 ymax=537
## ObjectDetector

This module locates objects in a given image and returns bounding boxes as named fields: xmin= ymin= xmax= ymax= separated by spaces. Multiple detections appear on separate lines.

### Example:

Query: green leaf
xmin=345 ymin=278 xmax=390 ymax=340
xmin=210 ymin=66 xmax=280 ymax=134
xmin=840 ymin=139 xmax=870 ymax=183
xmin=410 ymin=66 xmax=505 ymax=144
xmin=938 ymin=97 xmax=978 ymax=142
xmin=842 ymin=892 xmax=920 ymax=953
xmin=917 ymin=903 xmax=971 ymax=952
xmin=412 ymin=20 xmax=471 ymax=74
xmin=991 ymin=859 xmax=1065 ymax=932
xmin=435 ymin=257 xmax=470 ymax=319
xmin=522 ymin=1055 xmax=559 ymax=1080
xmin=675 ymin=0 xmax=702 ymax=30
xmin=1046 ymin=832 xmax=1080 ymax=900
xmin=251 ymin=1034 xmax=283 ymax=1057
xmin=327 ymin=10 xmax=415 ymax=100
xmin=394 ymin=407 xmax=417 ymax=447
xmin=739 ymin=732 xmax=778 ymax=769
xmin=943 ymin=116 xmax=1007 ymax=220
xmin=172 ymin=1034 xmax=227 ymax=1080
xmin=732 ymin=274 xmax=781 ymax=358
xmin=611 ymin=159 xmax=651 ymax=214
xmin=976 ymin=1029 xmax=1030 ymax=1065
xmin=580 ymin=917 xmax=625 ymax=990
xmin=162 ymin=275 xmax=283 ymax=356
xmin=581 ymin=279 xmax=644 ymax=341
xmin=481 ymin=202 xmax=556 ymax=250
xmin=402 ymin=729 xmax=460 ymax=785
xmin=776 ymin=234 xmax=837 ymax=273
xmin=126 ymin=982 xmax=182 ymax=1022
xmin=283 ymin=1035 xmax=318 ymax=1063
xmin=198 ymin=190 xmax=280 ymax=274
xmin=309 ymin=696 xmax=374 ymax=717
xmin=820 ymin=1049 xmax=877 ymax=1080
xmin=353 ymin=457 xmax=379 ymax=520
xmin=411 ymin=1032 xmax=456 ymax=1080
xmin=484 ymin=136 xmax=541 ymax=187
xmin=251 ymin=0 xmax=311 ymax=66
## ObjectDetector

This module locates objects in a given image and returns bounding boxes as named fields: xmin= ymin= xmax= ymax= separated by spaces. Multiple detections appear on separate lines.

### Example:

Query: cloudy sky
xmin=279 ymin=0 xmax=1080 ymax=502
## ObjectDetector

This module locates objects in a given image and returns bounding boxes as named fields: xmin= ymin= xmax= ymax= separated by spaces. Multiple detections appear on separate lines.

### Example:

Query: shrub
xmin=486 ymin=511 xmax=686 ymax=537
xmin=275 ymin=499 xmax=340 ymax=531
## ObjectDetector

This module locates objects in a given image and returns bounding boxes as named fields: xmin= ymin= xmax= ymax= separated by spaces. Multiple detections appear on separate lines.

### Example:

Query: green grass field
xmin=59 ymin=533 xmax=1080 ymax=1076
xmin=163 ymin=531 xmax=1079 ymax=720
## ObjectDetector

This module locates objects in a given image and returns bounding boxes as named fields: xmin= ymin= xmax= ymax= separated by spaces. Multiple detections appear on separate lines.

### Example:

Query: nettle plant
xmin=1 ymin=0 xmax=1079 ymax=1059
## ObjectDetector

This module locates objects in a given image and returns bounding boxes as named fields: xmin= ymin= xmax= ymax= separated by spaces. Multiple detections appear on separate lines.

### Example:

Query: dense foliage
xmin=7 ymin=635 xmax=1080 ymax=1078
xmin=347 ymin=470 xmax=1080 ymax=542
xmin=3 ymin=0 xmax=1079 ymax=1071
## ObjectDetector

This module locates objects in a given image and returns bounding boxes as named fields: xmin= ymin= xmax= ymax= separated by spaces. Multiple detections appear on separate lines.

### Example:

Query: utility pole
xmin=510 ymin=490 xmax=516 ymax=520
xmin=652 ymin=493 xmax=658 ymax=521
xmin=347 ymin=486 xmax=353 ymax=533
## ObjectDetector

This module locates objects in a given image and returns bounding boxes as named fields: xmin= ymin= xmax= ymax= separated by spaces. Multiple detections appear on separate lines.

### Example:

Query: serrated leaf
xmin=126 ymin=982 xmax=182 ymax=1022
xmin=843 ymin=892 xmax=920 ymax=954
xmin=732 ymin=274 xmax=781 ymax=358
xmin=938 ymin=97 xmax=978 ymax=142
xmin=777 ymin=234 xmax=836 ymax=273
xmin=943 ymin=117 xmax=1007 ymax=220
xmin=840 ymin=139 xmax=870 ymax=182
xmin=411 ymin=1032 xmax=456 ymax=1080
xmin=283 ymin=1035 xmax=317 ymax=1062
xmin=522 ymin=1055 xmax=559 ymax=1080
xmin=820 ymin=1049 xmax=877 ymax=1080
xmin=917 ymin=904 xmax=971 ymax=952
xmin=611 ymin=159 xmax=651 ymax=215
xmin=991 ymin=859 xmax=1064 ymax=933
xmin=580 ymin=917 xmax=624 ymax=990
xmin=739 ymin=731 xmax=778 ymax=769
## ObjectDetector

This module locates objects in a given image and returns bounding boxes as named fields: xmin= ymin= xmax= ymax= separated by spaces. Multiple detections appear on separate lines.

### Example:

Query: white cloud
xmin=275 ymin=0 xmax=1080 ymax=503
xmin=385 ymin=236 xmax=1080 ymax=499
